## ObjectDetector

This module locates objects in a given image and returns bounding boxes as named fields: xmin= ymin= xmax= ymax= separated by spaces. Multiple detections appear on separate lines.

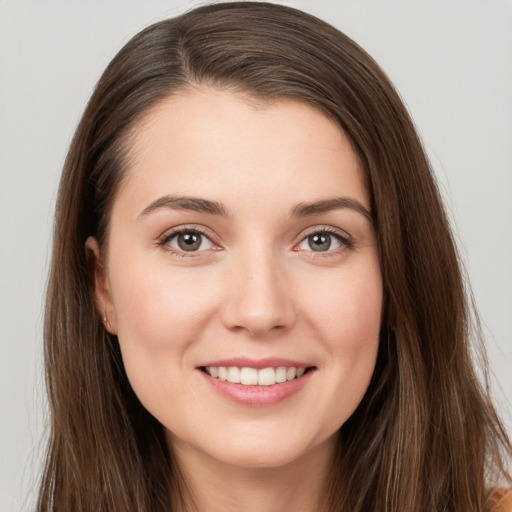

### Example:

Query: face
xmin=89 ymin=88 xmax=382 ymax=470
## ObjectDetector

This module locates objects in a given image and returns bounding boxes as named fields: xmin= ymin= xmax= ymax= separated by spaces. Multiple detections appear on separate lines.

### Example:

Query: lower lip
xmin=198 ymin=369 xmax=315 ymax=407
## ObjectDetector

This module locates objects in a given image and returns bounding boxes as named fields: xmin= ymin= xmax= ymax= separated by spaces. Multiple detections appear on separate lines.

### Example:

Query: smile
xmin=197 ymin=360 xmax=316 ymax=406
xmin=204 ymin=366 xmax=307 ymax=386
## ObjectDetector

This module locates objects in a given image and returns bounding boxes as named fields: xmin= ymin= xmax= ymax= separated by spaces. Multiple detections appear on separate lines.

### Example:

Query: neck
xmin=169 ymin=435 xmax=336 ymax=512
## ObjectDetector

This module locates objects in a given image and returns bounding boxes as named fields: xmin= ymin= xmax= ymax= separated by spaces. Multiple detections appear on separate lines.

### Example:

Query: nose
xmin=219 ymin=248 xmax=296 ymax=337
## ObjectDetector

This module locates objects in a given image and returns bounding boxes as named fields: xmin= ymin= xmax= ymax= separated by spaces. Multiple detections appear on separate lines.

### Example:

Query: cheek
xmin=107 ymin=261 xmax=224 ymax=419
xmin=107 ymin=257 xmax=223 ymax=406
xmin=302 ymin=260 xmax=382 ymax=424
xmin=110 ymin=262 xmax=218 ymax=349
xmin=305 ymin=260 xmax=383 ymax=349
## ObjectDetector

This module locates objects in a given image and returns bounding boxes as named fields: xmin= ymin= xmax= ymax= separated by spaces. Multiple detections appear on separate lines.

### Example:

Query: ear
xmin=85 ymin=236 xmax=117 ymax=334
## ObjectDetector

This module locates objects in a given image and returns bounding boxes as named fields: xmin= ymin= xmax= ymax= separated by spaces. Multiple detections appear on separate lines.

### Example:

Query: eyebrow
xmin=138 ymin=194 xmax=372 ymax=222
xmin=138 ymin=195 xmax=230 ymax=219
xmin=291 ymin=197 xmax=373 ymax=222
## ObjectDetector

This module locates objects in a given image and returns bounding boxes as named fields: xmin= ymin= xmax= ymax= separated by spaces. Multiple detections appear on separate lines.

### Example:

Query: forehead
xmin=116 ymin=87 xmax=369 ymax=218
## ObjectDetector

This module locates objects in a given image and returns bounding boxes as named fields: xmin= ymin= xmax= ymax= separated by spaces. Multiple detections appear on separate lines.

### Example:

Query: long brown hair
xmin=38 ymin=2 xmax=511 ymax=511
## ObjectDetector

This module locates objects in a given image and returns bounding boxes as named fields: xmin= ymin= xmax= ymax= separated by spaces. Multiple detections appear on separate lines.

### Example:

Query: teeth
xmin=275 ymin=366 xmax=287 ymax=383
xmin=205 ymin=366 xmax=308 ymax=385
xmin=286 ymin=367 xmax=297 ymax=380
xmin=227 ymin=366 xmax=241 ymax=383
xmin=240 ymin=367 xmax=258 ymax=385
xmin=258 ymin=367 xmax=276 ymax=386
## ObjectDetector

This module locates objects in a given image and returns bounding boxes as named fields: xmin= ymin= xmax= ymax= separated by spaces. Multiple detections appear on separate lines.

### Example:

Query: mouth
xmin=196 ymin=359 xmax=316 ymax=406
xmin=200 ymin=365 xmax=313 ymax=386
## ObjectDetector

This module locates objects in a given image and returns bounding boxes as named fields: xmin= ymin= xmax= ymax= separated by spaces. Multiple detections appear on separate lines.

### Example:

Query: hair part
xmin=39 ymin=2 xmax=511 ymax=511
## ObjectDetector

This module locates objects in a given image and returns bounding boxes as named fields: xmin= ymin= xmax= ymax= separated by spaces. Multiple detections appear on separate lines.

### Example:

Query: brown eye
xmin=167 ymin=231 xmax=213 ymax=252
xmin=178 ymin=232 xmax=201 ymax=251
xmin=307 ymin=233 xmax=332 ymax=252
xmin=296 ymin=230 xmax=347 ymax=254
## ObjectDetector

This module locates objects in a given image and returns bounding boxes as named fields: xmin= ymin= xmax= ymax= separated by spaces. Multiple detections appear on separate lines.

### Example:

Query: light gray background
xmin=1 ymin=1 xmax=511 ymax=510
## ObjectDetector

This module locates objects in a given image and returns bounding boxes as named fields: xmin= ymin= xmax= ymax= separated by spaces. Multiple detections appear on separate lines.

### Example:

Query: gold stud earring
xmin=102 ymin=311 xmax=114 ymax=334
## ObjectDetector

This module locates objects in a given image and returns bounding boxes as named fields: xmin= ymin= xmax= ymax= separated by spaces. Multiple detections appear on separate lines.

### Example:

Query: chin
xmin=213 ymin=445 xmax=304 ymax=469
xmin=186 ymin=424 xmax=335 ymax=471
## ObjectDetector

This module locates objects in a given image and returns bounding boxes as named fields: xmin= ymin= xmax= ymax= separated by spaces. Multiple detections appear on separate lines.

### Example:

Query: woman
xmin=38 ymin=2 xmax=511 ymax=511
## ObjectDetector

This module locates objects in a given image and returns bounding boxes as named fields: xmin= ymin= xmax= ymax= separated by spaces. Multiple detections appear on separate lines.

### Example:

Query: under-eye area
xmin=199 ymin=366 xmax=317 ymax=386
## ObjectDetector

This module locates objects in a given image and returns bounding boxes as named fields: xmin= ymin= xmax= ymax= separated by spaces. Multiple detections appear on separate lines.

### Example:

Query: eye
xmin=296 ymin=229 xmax=352 ymax=253
xmin=164 ymin=229 xmax=214 ymax=252
xmin=298 ymin=233 xmax=340 ymax=252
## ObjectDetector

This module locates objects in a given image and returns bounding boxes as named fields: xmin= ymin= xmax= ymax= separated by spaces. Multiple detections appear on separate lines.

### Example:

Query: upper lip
xmin=197 ymin=357 xmax=314 ymax=370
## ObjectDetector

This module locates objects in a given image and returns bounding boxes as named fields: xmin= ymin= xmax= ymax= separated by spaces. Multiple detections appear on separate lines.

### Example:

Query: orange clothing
xmin=490 ymin=488 xmax=512 ymax=512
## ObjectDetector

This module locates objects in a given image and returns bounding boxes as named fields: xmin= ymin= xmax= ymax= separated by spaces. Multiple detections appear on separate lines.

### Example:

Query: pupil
xmin=178 ymin=233 xmax=201 ymax=251
xmin=309 ymin=233 xmax=331 ymax=252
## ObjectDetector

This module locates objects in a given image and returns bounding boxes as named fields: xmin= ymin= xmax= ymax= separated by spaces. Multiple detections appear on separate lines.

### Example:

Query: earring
xmin=102 ymin=311 xmax=115 ymax=334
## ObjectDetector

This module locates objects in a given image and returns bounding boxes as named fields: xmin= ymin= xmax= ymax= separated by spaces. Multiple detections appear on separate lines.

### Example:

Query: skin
xmin=88 ymin=88 xmax=383 ymax=512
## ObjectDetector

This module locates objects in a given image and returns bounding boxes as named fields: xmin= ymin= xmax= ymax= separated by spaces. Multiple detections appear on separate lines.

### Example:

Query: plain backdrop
xmin=1 ymin=1 xmax=511 ymax=510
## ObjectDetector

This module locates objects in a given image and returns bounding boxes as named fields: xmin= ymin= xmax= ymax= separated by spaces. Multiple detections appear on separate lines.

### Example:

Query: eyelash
xmin=296 ymin=227 xmax=355 ymax=257
xmin=157 ymin=225 xmax=354 ymax=257
xmin=157 ymin=226 xmax=217 ymax=258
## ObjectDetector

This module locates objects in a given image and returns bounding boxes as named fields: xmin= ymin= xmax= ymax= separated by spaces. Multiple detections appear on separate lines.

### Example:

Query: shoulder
xmin=489 ymin=488 xmax=512 ymax=512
